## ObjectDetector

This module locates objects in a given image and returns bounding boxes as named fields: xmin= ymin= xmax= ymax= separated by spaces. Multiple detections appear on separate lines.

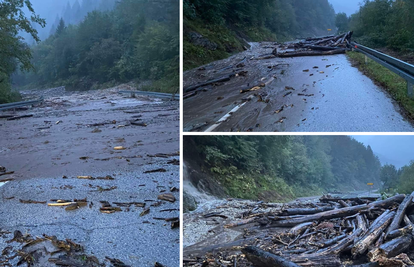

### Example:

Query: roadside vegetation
xmin=183 ymin=0 xmax=336 ymax=70
xmin=11 ymin=0 xmax=179 ymax=93
xmin=347 ymin=51 xmax=414 ymax=120
xmin=380 ymin=161 xmax=414 ymax=195
xmin=185 ymin=136 xmax=381 ymax=202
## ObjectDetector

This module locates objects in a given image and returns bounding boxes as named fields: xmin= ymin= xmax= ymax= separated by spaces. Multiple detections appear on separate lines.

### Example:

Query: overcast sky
xmin=351 ymin=136 xmax=414 ymax=168
xmin=329 ymin=0 xmax=361 ymax=16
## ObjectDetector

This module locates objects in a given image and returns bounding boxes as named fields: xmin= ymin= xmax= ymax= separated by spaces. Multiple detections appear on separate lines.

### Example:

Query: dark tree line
xmin=185 ymin=136 xmax=381 ymax=199
xmin=338 ymin=0 xmax=414 ymax=50
xmin=184 ymin=0 xmax=336 ymax=39
xmin=12 ymin=0 xmax=179 ymax=93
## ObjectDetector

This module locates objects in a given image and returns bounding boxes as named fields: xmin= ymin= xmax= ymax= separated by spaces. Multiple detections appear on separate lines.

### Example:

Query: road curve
xmin=183 ymin=42 xmax=414 ymax=132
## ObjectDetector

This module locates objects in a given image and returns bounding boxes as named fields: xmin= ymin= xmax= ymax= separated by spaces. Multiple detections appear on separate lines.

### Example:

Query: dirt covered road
xmin=0 ymin=86 xmax=179 ymax=266
xmin=183 ymin=42 xmax=414 ymax=132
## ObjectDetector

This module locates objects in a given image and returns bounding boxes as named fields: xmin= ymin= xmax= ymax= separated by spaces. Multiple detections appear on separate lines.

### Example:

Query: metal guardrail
xmin=350 ymin=42 xmax=414 ymax=97
xmin=0 ymin=98 xmax=43 ymax=111
xmin=119 ymin=90 xmax=179 ymax=100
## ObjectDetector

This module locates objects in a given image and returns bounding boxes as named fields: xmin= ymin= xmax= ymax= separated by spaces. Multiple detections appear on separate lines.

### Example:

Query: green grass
xmin=347 ymin=51 xmax=414 ymax=119
xmin=184 ymin=18 xmax=277 ymax=70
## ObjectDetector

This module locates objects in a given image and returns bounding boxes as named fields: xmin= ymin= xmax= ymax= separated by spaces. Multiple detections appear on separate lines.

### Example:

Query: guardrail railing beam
xmin=351 ymin=42 xmax=414 ymax=98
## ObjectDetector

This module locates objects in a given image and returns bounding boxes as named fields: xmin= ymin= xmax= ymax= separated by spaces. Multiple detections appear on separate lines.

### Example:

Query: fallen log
xmin=368 ymin=234 xmax=413 ymax=259
xmin=352 ymin=210 xmax=395 ymax=257
xmin=386 ymin=225 xmax=413 ymax=240
xmin=242 ymin=246 xmax=301 ymax=267
xmin=385 ymin=191 xmax=414 ymax=238
xmin=320 ymin=196 xmax=378 ymax=203
xmin=289 ymin=222 xmax=313 ymax=236
xmin=276 ymin=49 xmax=347 ymax=58
xmin=272 ymin=195 xmax=404 ymax=227
xmin=7 ymin=114 xmax=33 ymax=121
xmin=281 ymin=206 xmax=335 ymax=216
xmin=184 ymin=72 xmax=245 ymax=93
xmin=302 ymin=45 xmax=344 ymax=51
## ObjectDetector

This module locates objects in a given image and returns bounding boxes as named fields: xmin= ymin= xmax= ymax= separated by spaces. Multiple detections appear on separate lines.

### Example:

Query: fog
xmin=329 ymin=0 xmax=361 ymax=16
xmin=351 ymin=135 xmax=414 ymax=168
xmin=22 ymin=0 xmax=116 ymax=42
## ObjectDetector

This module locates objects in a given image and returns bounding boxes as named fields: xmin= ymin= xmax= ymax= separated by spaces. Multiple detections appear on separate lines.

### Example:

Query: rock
xmin=184 ymin=191 xmax=197 ymax=213
xmin=187 ymin=31 xmax=218 ymax=51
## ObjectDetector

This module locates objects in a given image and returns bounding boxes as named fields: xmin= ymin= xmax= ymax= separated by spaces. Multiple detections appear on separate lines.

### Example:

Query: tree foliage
xmin=0 ymin=0 xmax=45 ymax=103
xmin=13 ymin=0 xmax=179 ymax=93
xmin=335 ymin=12 xmax=349 ymax=33
xmin=184 ymin=0 xmax=336 ymax=38
xmin=349 ymin=0 xmax=414 ymax=50
xmin=185 ymin=136 xmax=382 ymax=199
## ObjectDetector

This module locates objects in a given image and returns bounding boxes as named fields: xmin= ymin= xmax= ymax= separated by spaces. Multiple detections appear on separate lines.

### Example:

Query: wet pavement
xmin=0 ymin=86 xmax=179 ymax=266
xmin=183 ymin=42 xmax=414 ymax=132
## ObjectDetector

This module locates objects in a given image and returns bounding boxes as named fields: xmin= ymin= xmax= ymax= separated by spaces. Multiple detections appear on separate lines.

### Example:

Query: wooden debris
xmin=140 ymin=208 xmax=150 ymax=216
xmin=19 ymin=199 xmax=46 ymax=204
xmin=7 ymin=114 xmax=33 ymax=121
xmin=144 ymin=168 xmax=167 ymax=173
xmin=158 ymin=193 xmax=176 ymax=203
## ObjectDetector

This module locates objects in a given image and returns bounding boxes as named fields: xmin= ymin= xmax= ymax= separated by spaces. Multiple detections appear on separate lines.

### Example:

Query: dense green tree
xmin=349 ymin=0 xmax=414 ymax=50
xmin=0 ymin=0 xmax=45 ymax=103
xmin=397 ymin=161 xmax=414 ymax=194
xmin=185 ymin=136 xmax=382 ymax=199
xmin=335 ymin=12 xmax=349 ymax=33
xmin=380 ymin=164 xmax=399 ymax=190
xmin=184 ymin=0 xmax=335 ymax=37
xmin=12 ymin=0 xmax=179 ymax=93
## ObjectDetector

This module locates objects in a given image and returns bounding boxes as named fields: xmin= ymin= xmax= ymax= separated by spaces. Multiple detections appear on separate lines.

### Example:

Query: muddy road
xmin=183 ymin=42 xmax=414 ymax=132
xmin=0 ymin=86 xmax=179 ymax=266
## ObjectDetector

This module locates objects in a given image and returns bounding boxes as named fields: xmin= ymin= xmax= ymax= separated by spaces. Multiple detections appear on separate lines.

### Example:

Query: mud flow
xmin=183 ymin=42 xmax=413 ymax=132
xmin=0 ymin=86 xmax=179 ymax=266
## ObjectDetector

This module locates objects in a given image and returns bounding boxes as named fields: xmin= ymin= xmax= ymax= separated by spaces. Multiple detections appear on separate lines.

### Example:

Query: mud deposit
xmin=0 ymin=87 xmax=179 ymax=266
xmin=183 ymin=42 xmax=414 ymax=132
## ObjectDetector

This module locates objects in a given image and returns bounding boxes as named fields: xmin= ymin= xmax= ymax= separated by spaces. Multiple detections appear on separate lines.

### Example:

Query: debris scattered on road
xmin=6 ymin=114 xmax=34 ymax=121
xmin=114 ymin=146 xmax=126 ymax=150
xmin=19 ymin=199 xmax=46 ymax=204
xmin=144 ymin=168 xmax=167 ymax=174
xmin=158 ymin=193 xmax=176 ymax=203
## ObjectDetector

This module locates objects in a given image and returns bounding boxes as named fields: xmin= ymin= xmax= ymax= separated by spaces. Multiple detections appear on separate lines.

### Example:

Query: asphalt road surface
xmin=183 ymin=42 xmax=414 ymax=132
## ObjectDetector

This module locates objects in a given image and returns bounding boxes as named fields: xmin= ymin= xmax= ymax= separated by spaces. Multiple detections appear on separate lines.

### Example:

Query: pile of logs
xmin=184 ymin=193 xmax=414 ymax=267
xmin=274 ymin=31 xmax=353 ymax=58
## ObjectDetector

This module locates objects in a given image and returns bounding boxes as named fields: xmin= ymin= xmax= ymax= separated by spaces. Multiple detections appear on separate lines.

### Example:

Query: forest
xmin=184 ymin=0 xmax=336 ymax=69
xmin=337 ymin=0 xmax=414 ymax=51
xmin=184 ymin=136 xmax=382 ymax=200
xmin=0 ymin=0 xmax=179 ymax=104
xmin=380 ymin=161 xmax=414 ymax=195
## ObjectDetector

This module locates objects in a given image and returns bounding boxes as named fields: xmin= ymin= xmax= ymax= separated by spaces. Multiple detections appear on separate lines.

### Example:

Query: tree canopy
xmin=0 ymin=0 xmax=45 ymax=103
xmin=348 ymin=0 xmax=414 ymax=50
xmin=13 ymin=0 xmax=179 ymax=93
xmin=184 ymin=136 xmax=382 ymax=199
xmin=184 ymin=0 xmax=336 ymax=38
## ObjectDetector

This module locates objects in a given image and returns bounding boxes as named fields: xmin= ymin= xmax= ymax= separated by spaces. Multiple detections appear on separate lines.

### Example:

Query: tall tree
xmin=0 ymin=0 xmax=45 ymax=103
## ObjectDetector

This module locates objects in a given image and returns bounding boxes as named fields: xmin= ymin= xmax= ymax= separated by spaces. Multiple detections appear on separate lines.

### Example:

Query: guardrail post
xmin=365 ymin=55 xmax=368 ymax=65
xmin=408 ymin=81 xmax=413 ymax=98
